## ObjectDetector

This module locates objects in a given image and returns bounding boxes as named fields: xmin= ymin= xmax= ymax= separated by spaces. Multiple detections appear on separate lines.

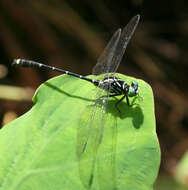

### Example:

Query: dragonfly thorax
xmin=96 ymin=76 xmax=129 ymax=95
xmin=94 ymin=76 xmax=139 ymax=98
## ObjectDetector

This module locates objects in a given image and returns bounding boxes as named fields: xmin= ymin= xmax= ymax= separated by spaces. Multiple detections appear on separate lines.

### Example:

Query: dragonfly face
xmin=128 ymin=81 xmax=139 ymax=97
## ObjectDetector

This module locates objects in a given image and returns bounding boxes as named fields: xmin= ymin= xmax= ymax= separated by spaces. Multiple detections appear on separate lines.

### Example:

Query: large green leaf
xmin=0 ymin=74 xmax=160 ymax=190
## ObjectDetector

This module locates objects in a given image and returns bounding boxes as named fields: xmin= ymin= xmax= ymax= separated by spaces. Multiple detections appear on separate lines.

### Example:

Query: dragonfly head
xmin=128 ymin=81 xmax=139 ymax=97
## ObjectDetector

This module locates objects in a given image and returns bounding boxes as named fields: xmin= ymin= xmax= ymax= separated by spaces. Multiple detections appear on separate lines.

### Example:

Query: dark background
xmin=0 ymin=0 xmax=188 ymax=189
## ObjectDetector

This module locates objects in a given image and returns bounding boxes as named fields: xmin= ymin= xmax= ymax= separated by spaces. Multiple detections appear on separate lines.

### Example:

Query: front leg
xmin=99 ymin=93 xmax=122 ymax=99
xmin=95 ymin=93 xmax=122 ymax=106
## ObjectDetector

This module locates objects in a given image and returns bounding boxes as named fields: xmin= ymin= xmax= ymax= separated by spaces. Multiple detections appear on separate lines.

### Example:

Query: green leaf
xmin=0 ymin=74 xmax=160 ymax=190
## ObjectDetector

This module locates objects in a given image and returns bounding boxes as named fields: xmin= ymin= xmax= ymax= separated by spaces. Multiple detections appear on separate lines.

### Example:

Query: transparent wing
xmin=109 ymin=14 xmax=140 ymax=74
xmin=77 ymin=27 xmax=122 ymax=188
xmin=78 ymin=26 xmax=121 ymax=184
xmin=77 ymin=15 xmax=140 ymax=189
xmin=97 ymin=105 xmax=118 ymax=190
xmin=77 ymin=88 xmax=108 ymax=189
xmin=92 ymin=15 xmax=140 ymax=75
xmin=77 ymin=93 xmax=118 ymax=189
xmin=92 ymin=29 xmax=121 ymax=75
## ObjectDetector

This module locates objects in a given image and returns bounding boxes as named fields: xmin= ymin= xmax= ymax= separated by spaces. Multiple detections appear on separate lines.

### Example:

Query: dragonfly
xmin=12 ymin=15 xmax=140 ymax=189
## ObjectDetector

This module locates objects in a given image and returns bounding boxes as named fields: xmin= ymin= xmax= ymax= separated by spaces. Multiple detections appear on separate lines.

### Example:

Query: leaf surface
xmin=0 ymin=74 xmax=160 ymax=190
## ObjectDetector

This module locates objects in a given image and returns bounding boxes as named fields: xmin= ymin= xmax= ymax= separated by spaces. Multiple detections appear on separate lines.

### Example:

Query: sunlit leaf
xmin=0 ymin=74 xmax=160 ymax=190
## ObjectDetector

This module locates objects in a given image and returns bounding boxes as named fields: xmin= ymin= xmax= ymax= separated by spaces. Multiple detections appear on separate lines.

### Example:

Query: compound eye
xmin=131 ymin=81 xmax=138 ymax=87
xmin=128 ymin=88 xmax=136 ymax=97
xmin=136 ymin=88 xmax=139 ymax=94
xmin=128 ymin=81 xmax=139 ymax=97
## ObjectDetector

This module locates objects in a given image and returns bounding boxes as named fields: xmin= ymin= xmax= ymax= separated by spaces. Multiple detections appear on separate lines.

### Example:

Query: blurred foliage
xmin=155 ymin=175 xmax=188 ymax=190
xmin=175 ymin=151 xmax=188 ymax=186
xmin=0 ymin=0 xmax=188 ymax=188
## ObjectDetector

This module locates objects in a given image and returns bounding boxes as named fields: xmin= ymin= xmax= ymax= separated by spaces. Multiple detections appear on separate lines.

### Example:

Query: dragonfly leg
xmin=101 ymin=93 xmax=130 ymax=107
xmin=115 ymin=95 xmax=126 ymax=114
xmin=115 ymin=94 xmax=131 ymax=115
xmin=94 ymin=93 xmax=121 ymax=105
xmin=96 ymin=93 xmax=131 ymax=115
xmin=125 ymin=94 xmax=130 ymax=106
xmin=95 ymin=93 xmax=122 ymax=106
xmin=99 ymin=93 xmax=122 ymax=99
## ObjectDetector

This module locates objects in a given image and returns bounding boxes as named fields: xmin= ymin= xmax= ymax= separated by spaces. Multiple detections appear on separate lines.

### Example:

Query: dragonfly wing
xmin=77 ymin=24 xmax=121 ymax=188
xmin=92 ymin=15 xmax=140 ymax=76
xmin=97 ymin=106 xmax=118 ymax=190
xmin=77 ymin=19 xmax=121 ymax=189
xmin=109 ymin=15 xmax=140 ymax=74
xmin=77 ymin=87 xmax=107 ymax=189
xmin=77 ymin=15 xmax=140 ymax=188
xmin=92 ymin=29 xmax=121 ymax=75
